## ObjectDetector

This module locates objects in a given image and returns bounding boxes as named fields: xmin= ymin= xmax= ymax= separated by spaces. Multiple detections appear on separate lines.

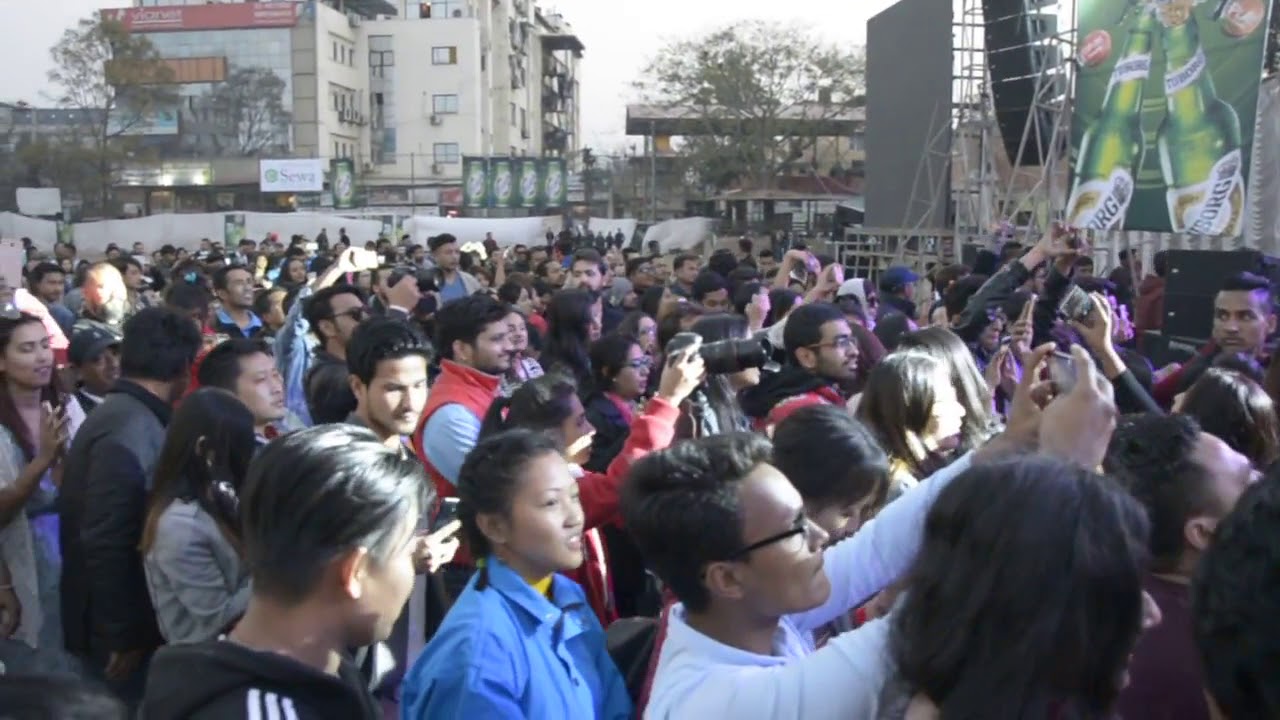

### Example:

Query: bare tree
xmin=207 ymin=67 xmax=292 ymax=156
xmin=636 ymin=21 xmax=865 ymax=192
xmin=47 ymin=16 xmax=174 ymax=212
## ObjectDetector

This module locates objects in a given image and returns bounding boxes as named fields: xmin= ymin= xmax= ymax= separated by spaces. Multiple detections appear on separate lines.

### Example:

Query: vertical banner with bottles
xmin=330 ymin=159 xmax=356 ymax=210
xmin=462 ymin=157 xmax=489 ymax=209
xmin=1068 ymin=0 xmax=1271 ymax=235
xmin=516 ymin=159 xmax=540 ymax=208
xmin=490 ymin=159 xmax=515 ymax=209
xmin=542 ymin=158 xmax=568 ymax=208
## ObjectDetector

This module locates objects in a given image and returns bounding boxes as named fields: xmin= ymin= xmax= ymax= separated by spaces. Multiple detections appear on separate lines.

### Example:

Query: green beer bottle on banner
xmin=1155 ymin=2 xmax=1245 ymax=236
xmin=1066 ymin=3 xmax=1155 ymax=230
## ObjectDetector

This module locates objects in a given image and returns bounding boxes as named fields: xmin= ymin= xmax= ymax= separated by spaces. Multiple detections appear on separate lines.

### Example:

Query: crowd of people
xmin=0 ymin=222 xmax=1276 ymax=720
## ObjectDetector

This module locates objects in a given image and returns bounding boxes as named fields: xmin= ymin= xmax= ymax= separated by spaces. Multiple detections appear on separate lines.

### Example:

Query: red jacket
xmin=567 ymin=397 xmax=680 ymax=626
xmin=411 ymin=359 xmax=502 ymax=502
xmin=754 ymin=385 xmax=846 ymax=431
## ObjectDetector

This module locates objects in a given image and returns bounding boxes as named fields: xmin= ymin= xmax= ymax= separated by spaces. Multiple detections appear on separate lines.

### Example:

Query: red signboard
xmin=102 ymin=3 xmax=302 ymax=33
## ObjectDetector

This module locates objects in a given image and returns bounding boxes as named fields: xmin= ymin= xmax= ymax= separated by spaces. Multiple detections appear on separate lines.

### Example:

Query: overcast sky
xmin=0 ymin=0 xmax=896 ymax=150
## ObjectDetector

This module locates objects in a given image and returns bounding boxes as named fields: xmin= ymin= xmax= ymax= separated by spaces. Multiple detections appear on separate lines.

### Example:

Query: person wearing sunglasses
xmin=301 ymin=283 xmax=369 ymax=424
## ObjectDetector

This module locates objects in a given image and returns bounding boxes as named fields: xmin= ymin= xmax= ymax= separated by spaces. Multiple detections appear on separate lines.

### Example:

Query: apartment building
xmin=107 ymin=0 xmax=582 ymax=214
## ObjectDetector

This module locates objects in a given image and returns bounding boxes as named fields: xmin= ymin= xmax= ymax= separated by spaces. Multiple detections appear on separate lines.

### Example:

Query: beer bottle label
xmin=1110 ymin=54 xmax=1152 ymax=88
xmin=1166 ymin=149 xmax=1245 ymax=235
xmin=1067 ymin=168 xmax=1136 ymax=230
xmin=1165 ymin=47 xmax=1207 ymax=94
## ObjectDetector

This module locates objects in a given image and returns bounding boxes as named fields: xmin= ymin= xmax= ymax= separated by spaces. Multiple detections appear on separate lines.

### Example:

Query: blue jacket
xmin=400 ymin=557 xmax=632 ymax=720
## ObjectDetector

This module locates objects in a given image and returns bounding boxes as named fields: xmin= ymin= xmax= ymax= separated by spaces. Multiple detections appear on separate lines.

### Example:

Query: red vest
xmin=411 ymin=360 xmax=501 ymax=502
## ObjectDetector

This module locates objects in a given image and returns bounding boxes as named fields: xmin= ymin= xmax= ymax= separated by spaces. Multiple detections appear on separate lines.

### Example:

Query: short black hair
xmin=197 ymin=339 xmax=272 ymax=391
xmin=211 ymin=264 xmax=252 ymax=292
xmin=346 ymin=316 xmax=430 ymax=385
xmin=163 ymin=279 xmax=212 ymax=317
xmin=621 ymin=432 xmax=773 ymax=613
xmin=252 ymin=286 xmax=285 ymax=318
xmin=496 ymin=280 xmax=525 ymax=306
xmin=1103 ymin=413 xmax=1217 ymax=573
xmin=1220 ymin=271 xmax=1274 ymax=306
xmin=428 ymin=233 xmax=458 ymax=253
xmin=434 ymin=294 xmax=509 ymax=361
xmin=674 ymin=253 xmax=700 ymax=271
xmin=782 ymin=302 xmax=845 ymax=359
xmin=303 ymin=284 xmax=363 ymax=346
xmin=120 ymin=307 xmax=203 ymax=383
xmin=1153 ymin=250 xmax=1170 ymax=278
xmin=0 ymin=675 xmax=127 ymax=719
xmin=240 ymin=425 xmax=430 ymax=603
xmin=1076 ymin=275 xmax=1118 ymax=298
xmin=691 ymin=271 xmax=727 ymax=303
xmin=571 ymin=248 xmax=605 ymax=272
xmin=1192 ymin=472 xmax=1280 ymax=719
xmin=28 ymin=261 xmax=64 ymax=286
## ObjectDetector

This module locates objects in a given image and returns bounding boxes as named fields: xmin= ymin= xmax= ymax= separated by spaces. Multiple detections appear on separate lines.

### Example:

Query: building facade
xmin=107 ymin=0 xmax=582 ymax=215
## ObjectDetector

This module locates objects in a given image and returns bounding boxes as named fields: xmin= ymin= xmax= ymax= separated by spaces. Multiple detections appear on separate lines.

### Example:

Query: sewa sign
xmin=260 ymin=159 xmax=325 ymax=193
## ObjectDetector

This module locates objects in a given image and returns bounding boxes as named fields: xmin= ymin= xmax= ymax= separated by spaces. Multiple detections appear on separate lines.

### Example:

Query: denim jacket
xmin=401 ymin=557 xmax=632 ymax=720
xmin=274 ymin=285 xmax=317 ymax=427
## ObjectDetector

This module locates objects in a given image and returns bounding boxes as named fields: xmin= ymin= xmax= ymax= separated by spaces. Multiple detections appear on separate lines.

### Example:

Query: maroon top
xmin=1115 ymin=574 xmax=1209 ymax=720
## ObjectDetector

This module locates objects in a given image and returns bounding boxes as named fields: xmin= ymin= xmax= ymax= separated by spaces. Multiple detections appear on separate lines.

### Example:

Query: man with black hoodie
xmin=740 ymin=302 xmax=857 ymax=430
xmin=141 ymin=425 xmax=426 ymax=719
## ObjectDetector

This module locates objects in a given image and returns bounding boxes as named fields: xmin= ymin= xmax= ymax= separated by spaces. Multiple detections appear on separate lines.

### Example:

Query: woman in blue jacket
xmin=401 ymin=429 xmax=632 ymax=719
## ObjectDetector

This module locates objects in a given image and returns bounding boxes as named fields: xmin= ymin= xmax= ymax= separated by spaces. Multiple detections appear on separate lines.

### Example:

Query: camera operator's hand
xmin=1069 ymin=292 xmax=1126 ymax=380
xmin=656 ymin=349 xmax=706 ymax=406
xmin=1038 ymin=344 xmax=1117 ymax=470
xmin=339 ymin=248 xmax=379 ymax=273
xmin=745 ymin=288 xmax=770 ymax=332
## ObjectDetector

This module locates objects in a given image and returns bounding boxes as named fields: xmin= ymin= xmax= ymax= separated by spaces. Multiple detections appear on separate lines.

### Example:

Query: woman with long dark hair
xmin=857 ymin=352 xmax=967 ymax=497
xmin=0 ymin=312 xmax=82 ymax=673
xmin=583 ymin=334 xmax=650 ymax=472
xmin=541 ymin=289 xmax=602 ymax=389
xmin=498 ymin=304 xmax=544 ymax=397
xmin=896 ymin=326 xmax=999 ymax=452
xmin=683 ymin=313 xmax=754 ymax=439
xmin=884 ymin=456 xmax=1160 ymax=718
xmin=141 ymin=388 xmax=257 ymax=644
xmin=1176 ymin=367 xmax=1280 ymax=469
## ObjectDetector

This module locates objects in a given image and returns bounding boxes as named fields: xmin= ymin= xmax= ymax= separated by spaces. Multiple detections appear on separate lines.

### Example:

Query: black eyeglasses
xmin=724 ymin=514 xmax=812 ymax=561
xmin=333 ymin=307 xmax=367 ymax=322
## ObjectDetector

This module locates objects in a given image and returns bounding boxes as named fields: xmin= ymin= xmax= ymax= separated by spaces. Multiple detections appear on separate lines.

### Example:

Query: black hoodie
xmin=141 ymin=640 xmax=380 ymax=720
xmin=739 ymin=365 xmax=838 ymax=422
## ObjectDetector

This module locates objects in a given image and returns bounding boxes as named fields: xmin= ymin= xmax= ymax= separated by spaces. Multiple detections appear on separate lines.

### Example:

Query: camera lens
xmin=699 ymin=338 xmax=769 ymax=375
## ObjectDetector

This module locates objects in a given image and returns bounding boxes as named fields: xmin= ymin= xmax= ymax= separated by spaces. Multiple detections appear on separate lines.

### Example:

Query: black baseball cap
xmin=69 ymin=322 xmax=122 ymax=366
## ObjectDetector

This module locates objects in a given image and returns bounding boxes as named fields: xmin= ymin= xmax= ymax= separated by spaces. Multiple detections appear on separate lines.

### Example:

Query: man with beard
xmin=411 ymin=295 xmax=513 ymax=595
xmin=75 ymin=262 xmax=129 ymax=335
xmin=429 ymin=234 xmax=481 ymax=303
xmin=740 ymin=302 xmax=859 ymax=430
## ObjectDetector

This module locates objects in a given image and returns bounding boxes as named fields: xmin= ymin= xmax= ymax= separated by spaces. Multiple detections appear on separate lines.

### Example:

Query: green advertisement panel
xmin=542 ymin=158 xmax=568 ymax=208
xmin=1067 ymin=0 xmax=1271 ymax=235
xmin=462 ymin=157 xmax=489 ymax=208
xmin=490 ymin=159 xmax=515 ymax=208
xmin=516 ymin=159 xmax=540 ymax=207
xmin=330 ymin=159 xmax=356 ymax=210
xmin=223 ymin=213 xmax=245 ymax=246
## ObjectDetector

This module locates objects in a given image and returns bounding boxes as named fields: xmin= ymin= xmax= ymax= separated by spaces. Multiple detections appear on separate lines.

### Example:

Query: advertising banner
xmin=543 ymin=158 xmax=568 ymax=208
xmin=223 ymin=213 xmax=245 ymax=246
xmin=516 ymin=159 xmax=540 ymax=208
xmin=330 ymin=159 xmax=356 ymax=210
xmin=260 ymin=159 xmax=325 ymax=193
xmin=462 ymin=157 xmax=489 ymax=209
xmin=102 ymin=3 xmax=302 ymax=33
xmin=1067 ymin=0 xmax=1272 ymax=235
xmin=490 ymin=159 xmax=515 ymax=209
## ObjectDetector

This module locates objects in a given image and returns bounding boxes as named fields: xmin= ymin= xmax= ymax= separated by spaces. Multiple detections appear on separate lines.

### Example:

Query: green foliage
xmin=637 ymin=20 xmax=865 ymax=192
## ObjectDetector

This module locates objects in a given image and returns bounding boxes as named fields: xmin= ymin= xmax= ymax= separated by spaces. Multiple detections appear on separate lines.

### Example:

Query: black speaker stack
xmin=982 ymin=0 xmax=1065 ymax=165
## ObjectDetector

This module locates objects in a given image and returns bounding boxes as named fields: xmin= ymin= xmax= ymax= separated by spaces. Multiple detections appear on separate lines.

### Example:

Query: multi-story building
xmin=103 ymin=0 xmax=582 ymax=215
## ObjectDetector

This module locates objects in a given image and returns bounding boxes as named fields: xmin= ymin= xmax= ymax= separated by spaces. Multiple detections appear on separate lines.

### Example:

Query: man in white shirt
xmin=621 ymin=344 xmax=1116 ymax=719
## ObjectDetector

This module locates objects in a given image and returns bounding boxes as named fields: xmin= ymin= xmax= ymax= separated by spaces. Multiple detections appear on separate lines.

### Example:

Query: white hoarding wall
xmin=0 ymin=213 xmax=57 ymax=247
xmin=404 ymin=215 xmax=562 ymax=248
xmin=641 ymin=217 xmax=717 ymax=254
xmin=15 ymin=188 xmax=63 ymax=217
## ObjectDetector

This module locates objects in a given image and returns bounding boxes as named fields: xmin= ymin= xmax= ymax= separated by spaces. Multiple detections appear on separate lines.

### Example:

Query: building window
xmin=332 ymin=41 xmax=338 ymax=62
xmin=421 ymin=0 xmax=467 ymax=18
xmin=370 ymin=49 xmax=394 ymax=77
xmin=431 ymin=47 xmax=457 ymax=65
xmin=510 ymin=102 xmax=516 ymax=126
xmin=433 ymin=142 xmax=460 ymax=164
xmin=432 ymin=94 xmax=459 ymax=114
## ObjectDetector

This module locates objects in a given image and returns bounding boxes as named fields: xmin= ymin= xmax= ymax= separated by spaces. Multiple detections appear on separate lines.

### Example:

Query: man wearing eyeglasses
xmin=301 ymin=283 xmax=372 ymax=424
xmin=740 ymin=302 xmax=859 ymax=431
